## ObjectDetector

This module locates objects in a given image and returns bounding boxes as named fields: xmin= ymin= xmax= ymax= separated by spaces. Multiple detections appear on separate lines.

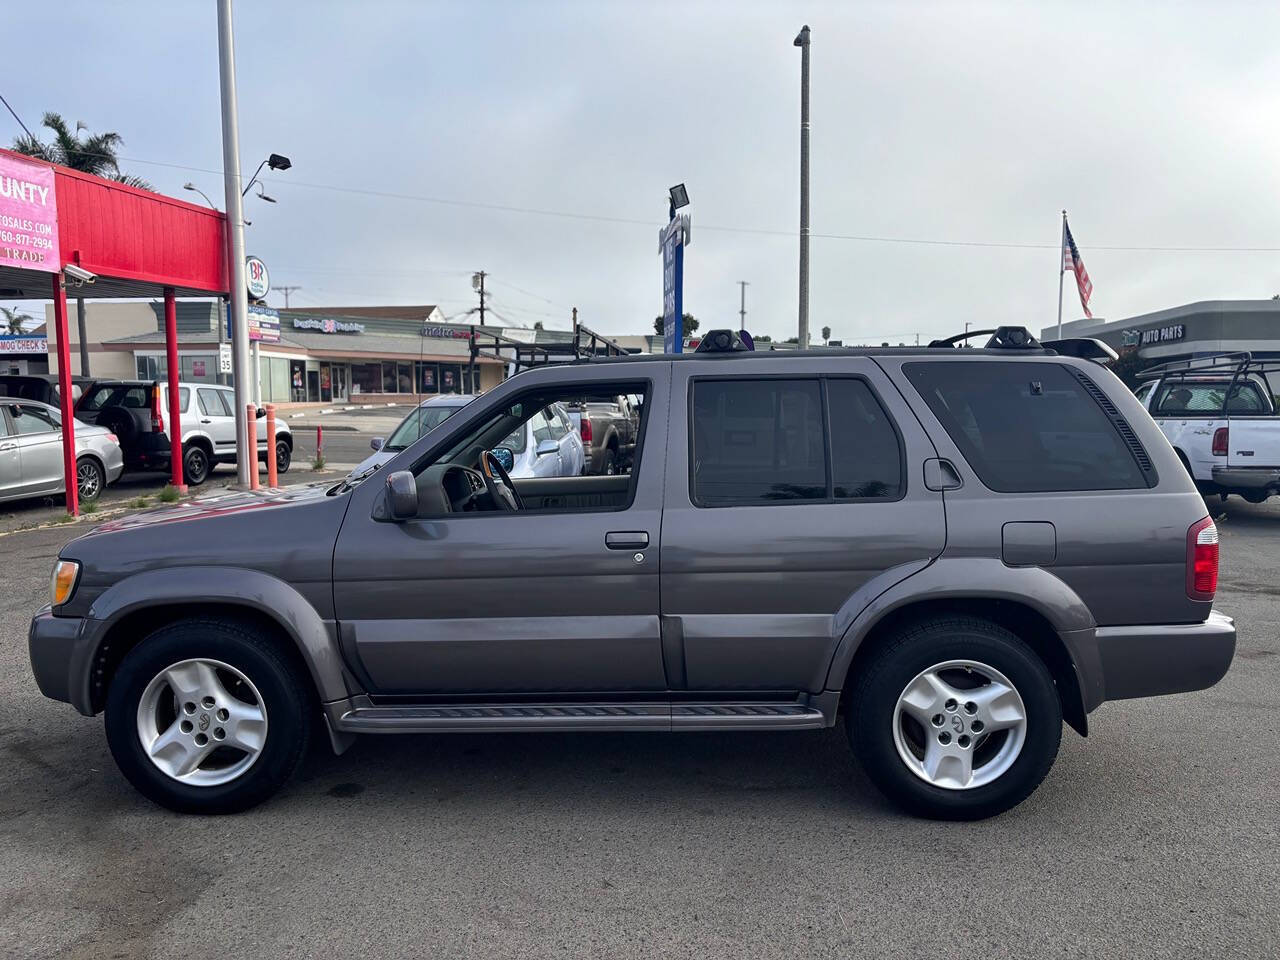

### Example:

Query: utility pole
xmin=277 ymin=285 xmax=301 ymax=308
xmin=473 ymin=271 xmax=487 ymax=326
xmin=738 ymin=281 xmax=749 ymax=329
xmin=217 ymin=0 xmax=254 ymax=486
xmin=794 ymin=24 xmax=811 ymax=349
xmin=76 ymin=296 xmax=89 ymax=375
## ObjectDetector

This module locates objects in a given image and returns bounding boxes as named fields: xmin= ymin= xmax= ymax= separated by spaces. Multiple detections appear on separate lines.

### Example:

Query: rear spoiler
xmin=1041 ymin=338 xmax=1118 ymax=362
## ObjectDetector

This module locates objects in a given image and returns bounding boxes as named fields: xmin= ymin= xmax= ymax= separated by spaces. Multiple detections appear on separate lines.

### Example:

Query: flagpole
xmin=1056 ymin=209 xmax=1067 ymax=339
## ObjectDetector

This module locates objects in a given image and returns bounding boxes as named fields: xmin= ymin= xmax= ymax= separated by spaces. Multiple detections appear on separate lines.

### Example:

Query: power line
xmin=0 ymin=92 xmax=35 ymax=141
xmin=7 ymin=143 xmax=1279 ymax=254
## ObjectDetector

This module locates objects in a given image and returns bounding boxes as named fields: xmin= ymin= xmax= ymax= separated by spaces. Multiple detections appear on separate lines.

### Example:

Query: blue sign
xmin=660 ymin=215 xmax=690 ymax=354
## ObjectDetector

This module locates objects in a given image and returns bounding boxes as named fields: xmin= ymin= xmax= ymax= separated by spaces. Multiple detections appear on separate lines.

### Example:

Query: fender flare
xmin=823 ymin=557 xmax=1102 ymax=716
xmin=76 ymin=565 xmax=349 ymax=713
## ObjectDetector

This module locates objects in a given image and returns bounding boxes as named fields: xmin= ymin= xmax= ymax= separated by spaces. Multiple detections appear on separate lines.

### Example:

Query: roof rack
xmin=572 ymin=321 xmax=628 ymax=360
xmin=468 ymin=328 xmax=553 ymax=373
xmin=1136 ymin=351 xmax=1280 ymax=401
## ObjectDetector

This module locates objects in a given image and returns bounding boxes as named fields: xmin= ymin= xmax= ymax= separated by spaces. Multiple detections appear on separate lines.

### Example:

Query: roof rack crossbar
xmin=572 ymin=321 xmax=628 ymax=360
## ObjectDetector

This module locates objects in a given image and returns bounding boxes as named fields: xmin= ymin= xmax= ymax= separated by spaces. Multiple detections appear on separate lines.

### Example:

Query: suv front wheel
xmin=847 ymin=616 xmax=1061 ymax=820
xmin=104 ymin=618 xmax=311 ymax=814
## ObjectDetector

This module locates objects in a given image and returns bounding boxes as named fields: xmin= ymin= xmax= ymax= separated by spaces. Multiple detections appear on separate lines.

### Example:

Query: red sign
xmin=0 ymin=153 xmax=59 ymax=272
xmin=192 ymin=359 xmax=207 ymax=378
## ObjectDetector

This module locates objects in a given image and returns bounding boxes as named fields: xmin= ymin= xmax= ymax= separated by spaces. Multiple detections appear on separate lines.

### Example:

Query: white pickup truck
xmin=1134 ymin=354 xmax=1280 ymax=503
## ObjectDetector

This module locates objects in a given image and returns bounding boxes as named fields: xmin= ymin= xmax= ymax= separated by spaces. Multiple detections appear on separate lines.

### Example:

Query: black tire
xmin=602 ymin=447 xmax=618 ymax=476
xmin=104 ymin=618 xmax=311 ymax=814
xmin=846 ymin=616 xmax=1061 ymax=821
xmin=183 ymin=444 xmax=210 ymax=485
xmin=75 ymin=456 xmax=105 ymax=502
xmin=275 ymin=439 xmax=291 ymax=474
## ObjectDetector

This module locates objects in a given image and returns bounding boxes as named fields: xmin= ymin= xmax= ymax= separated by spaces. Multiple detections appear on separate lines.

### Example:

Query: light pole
xmin=217 ymin=0 xmax=253 ymax=486
xmin=794 ymin=24 xmax=811 ymax=350
xmin=183 ymin=182 xmax=218 ymax=209
xmin=738 ymin=280 xmax=749 ymax=330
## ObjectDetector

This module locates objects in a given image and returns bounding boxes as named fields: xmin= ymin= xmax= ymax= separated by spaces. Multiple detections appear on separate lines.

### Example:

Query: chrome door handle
xmin=605 ymin=531 xmax=649 ymax=550
xmin=0 ymin=442 xmax=16 ymax=452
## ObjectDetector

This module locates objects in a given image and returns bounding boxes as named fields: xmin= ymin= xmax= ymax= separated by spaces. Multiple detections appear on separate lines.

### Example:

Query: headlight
xmin=51 ymin=560 xmax=80 ymax=607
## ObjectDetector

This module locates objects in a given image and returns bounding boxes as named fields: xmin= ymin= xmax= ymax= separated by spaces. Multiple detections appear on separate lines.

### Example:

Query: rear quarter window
xmin=905 ymin=361 xmax=1148 ymax=493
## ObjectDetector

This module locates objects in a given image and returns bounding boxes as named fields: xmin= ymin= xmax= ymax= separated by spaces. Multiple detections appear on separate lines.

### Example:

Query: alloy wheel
xmin=891 ymin=659 xmax=1027 ymax=790
xmin=135 ymin=658 xmax=269 ymax=786
xmin=76 ymin=461 xmax=101 ymax=500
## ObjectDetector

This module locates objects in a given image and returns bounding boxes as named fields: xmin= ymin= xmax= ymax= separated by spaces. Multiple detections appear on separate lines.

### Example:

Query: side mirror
xmin=370 ymin=437 xmax=384 ymax=451
xmin=385 ymin=470 xmax=418 ymax=521
xmin=255 ymin=406 xmax=266 ymax=419
xmin=491 ymin=446 xmax=515 ymax=473
xmin=535 ymin=438 xmax=558 ymax=458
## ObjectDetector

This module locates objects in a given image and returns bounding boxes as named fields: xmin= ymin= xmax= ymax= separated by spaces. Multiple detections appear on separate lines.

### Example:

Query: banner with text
xmin=0 ymin=154 xmax=59 ymax=272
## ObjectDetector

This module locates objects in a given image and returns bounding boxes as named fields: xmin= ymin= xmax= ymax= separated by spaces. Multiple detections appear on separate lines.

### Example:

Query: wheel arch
xmin=78 ymin=566 xmax=353 ymax=715
xmin=826 ymin=559 xmax=1099 ymax=736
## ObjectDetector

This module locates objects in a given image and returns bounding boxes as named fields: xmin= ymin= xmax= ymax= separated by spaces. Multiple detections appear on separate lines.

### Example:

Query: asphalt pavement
xmin=0 ymin=498 xmax=1277 ymax=958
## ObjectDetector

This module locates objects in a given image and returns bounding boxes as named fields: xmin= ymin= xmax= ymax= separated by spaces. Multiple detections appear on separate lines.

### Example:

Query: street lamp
xmin=794 ymin=24 xmax=811 ymax=349
xmin=183 ymin=182 xmax=217 ymax=208
xmin=668 ymin=183 xmax=690 ymax=213
xmin=242 ymin=152 xmax=292 ymax=198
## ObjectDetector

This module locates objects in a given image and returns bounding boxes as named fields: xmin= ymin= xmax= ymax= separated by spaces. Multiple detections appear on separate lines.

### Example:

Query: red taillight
xmin=1211 ymin=426 xmax=1229 ymax=457
xmin=579 ymin=415 xmax=592 ymax=443
xmin=1186 ymin=516 xmax=1219 ymax=601
xmin=151 ymin=385 xmax=164 ymax=433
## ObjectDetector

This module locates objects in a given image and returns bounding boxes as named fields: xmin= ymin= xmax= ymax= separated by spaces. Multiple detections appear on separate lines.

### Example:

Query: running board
xmin=330 ymin=700 xmax=826 ymax=734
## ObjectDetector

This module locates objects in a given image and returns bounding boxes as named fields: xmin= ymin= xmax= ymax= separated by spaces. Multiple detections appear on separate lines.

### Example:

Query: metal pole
xmin=250 ymin=340 xmax=261 ymax=405
xmin=478 ymin=271 xmax=486 ymax=326
xmin=76 ymin=296 xmax=90 ymax=375
xmin=795 ymin=24 xmax=811 ymax=349
xmin=217 ymin=0 xmax=253 ymax=486
xmin=738 ymin=280 xmax=748 ymax=329
xmin=51 ymin=274 xmax=77 ymax=516
xmin=1056 ymin=209 xmax=1066 ymax=339
xmin=164 ymin=288 xmax=186 ymax=492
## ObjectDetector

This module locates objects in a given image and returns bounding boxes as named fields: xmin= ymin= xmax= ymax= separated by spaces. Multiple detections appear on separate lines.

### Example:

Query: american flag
xmin=1062 ymin=219 xmax=1093 ymax=318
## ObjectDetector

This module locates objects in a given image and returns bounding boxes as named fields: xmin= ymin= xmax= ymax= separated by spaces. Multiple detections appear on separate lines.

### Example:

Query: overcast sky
xmin=6 ymin=0 xmax=1280 ymax=342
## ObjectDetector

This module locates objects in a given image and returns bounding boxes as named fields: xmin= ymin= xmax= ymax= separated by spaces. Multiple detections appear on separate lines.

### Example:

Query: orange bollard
xmin=246 ymin=404 xmax=259 ymax=491
xmin=265 ymin=404 xmax=278 ymax=488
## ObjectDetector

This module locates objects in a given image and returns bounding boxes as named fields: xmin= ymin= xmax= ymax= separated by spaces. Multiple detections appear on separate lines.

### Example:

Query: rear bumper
xmin=1211 ymin=465 xmax=1280 ymax=492
xmin=1095 ymin=610 xmax=1236 ymax=702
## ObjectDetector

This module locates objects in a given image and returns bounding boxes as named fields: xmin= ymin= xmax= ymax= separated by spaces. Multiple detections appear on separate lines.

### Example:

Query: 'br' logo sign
xmin=245 ymin=256 xmax=270 ymax=300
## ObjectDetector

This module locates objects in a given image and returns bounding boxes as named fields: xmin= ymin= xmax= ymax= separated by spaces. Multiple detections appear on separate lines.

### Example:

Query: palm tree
xmin=0 ymin=307 xmax=34 ymax=336
xmin=11 ymin=112 xmax=152 ymax=189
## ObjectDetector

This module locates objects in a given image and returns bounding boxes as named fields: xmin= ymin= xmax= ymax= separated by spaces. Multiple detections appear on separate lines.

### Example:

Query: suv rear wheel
xmin=846 ymin=616 xmax=1061 ymax=820
xmin=183 ymin=444 xmax=210 ymax=485
xmin=104 ymin=619 xmax=311 ymax=814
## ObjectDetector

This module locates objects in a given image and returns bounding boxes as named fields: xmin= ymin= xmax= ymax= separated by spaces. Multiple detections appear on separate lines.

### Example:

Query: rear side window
xmin=690 ymin=377 xmax=903 ymax=506
xmin=905 ymin=361 xmax=1147 ymax=493
xmin=1152 ymin=381 xmax=1266 ymax=414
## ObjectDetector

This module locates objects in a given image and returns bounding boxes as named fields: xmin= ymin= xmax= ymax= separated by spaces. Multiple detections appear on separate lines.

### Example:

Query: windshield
xmin=383 ymin=405 xmax=461 ymax=451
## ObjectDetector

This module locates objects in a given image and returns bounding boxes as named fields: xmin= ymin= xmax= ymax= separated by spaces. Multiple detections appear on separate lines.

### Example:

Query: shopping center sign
xmin=0 ymin=153 xmax=59 ymax=272
xmin=226 ymin=304 xmax=283 ymax=342
xmin=292 ymin=317 xmax=365 ymax=334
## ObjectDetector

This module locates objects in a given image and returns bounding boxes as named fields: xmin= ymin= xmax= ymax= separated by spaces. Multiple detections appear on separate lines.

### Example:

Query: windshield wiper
xmin=328 ymin=461 xmax=383 ymax=496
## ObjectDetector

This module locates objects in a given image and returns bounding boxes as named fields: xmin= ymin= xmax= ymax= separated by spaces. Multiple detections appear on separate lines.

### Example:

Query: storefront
xmin=1044 ymin=300 xmax=1280 ymax=365
xmin=100 ymin=306 xmax=505 ymax=404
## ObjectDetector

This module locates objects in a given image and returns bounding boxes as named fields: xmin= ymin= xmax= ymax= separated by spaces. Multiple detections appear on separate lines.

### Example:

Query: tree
xmin=754 ymin=334 xmax=773 ymax=343
xmin=1106 ymin=346 xmax=1148 ymax=390
xmin=653 ymin=313 xmax=699 ymax=336
xmin=533 ymin=321 xmax=544 ymax=332
xmin=0 ymin=307 xmax=34 ymax=336
xmin=821 ymin=325 xmax=831 ymax=344
xmin=785 ymin=336 xmax=800 ymax=344
xmin=12 ymin=112 xmax=153 ymax=189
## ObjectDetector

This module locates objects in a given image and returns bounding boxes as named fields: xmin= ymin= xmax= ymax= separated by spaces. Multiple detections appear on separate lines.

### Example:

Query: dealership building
xmin=45 ymin=302 xmax=508 ymax=403
xmin=1043 ymin=300 xmax=1280 ymax=364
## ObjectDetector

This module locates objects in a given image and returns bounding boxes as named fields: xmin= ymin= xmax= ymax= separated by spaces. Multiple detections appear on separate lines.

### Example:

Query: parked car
xmin=565 ymin=394 xmax=639 ymax=475
xmin=29 ymin=327 xmax=1234 ymax=819
xmin=349 ymin=395 xmax=584 ymax=480
xmin=0 ymin=373 xmax=97 ymax=407
xmin=350 ymin=394 xmax=476 ymax=477
xmin=74 ymin=380 xmax=292 ymax=485
xmin=1 ymin=398 xmax=122 ymax=504
xmin=1134 ymin=353 xmax=1280 ymax=502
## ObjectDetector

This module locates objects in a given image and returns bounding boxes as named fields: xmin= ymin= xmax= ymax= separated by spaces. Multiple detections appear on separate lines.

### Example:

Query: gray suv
xmin=28 ymin=328 xmax=1236 ymax=819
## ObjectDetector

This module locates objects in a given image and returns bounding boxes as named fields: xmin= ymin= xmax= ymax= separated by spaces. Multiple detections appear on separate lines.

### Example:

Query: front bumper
xmin=28 ymin=606 xmax=85 ymax=709
xmin=1095 ymin=610 xmax=1236 ymax=702
xmin=1211 ymin=465 xmax=1280 ymax=493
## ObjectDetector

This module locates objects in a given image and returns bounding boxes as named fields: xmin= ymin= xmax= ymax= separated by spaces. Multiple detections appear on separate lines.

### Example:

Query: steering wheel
xmin=479 ymin=449 xmax=524 ymax=512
